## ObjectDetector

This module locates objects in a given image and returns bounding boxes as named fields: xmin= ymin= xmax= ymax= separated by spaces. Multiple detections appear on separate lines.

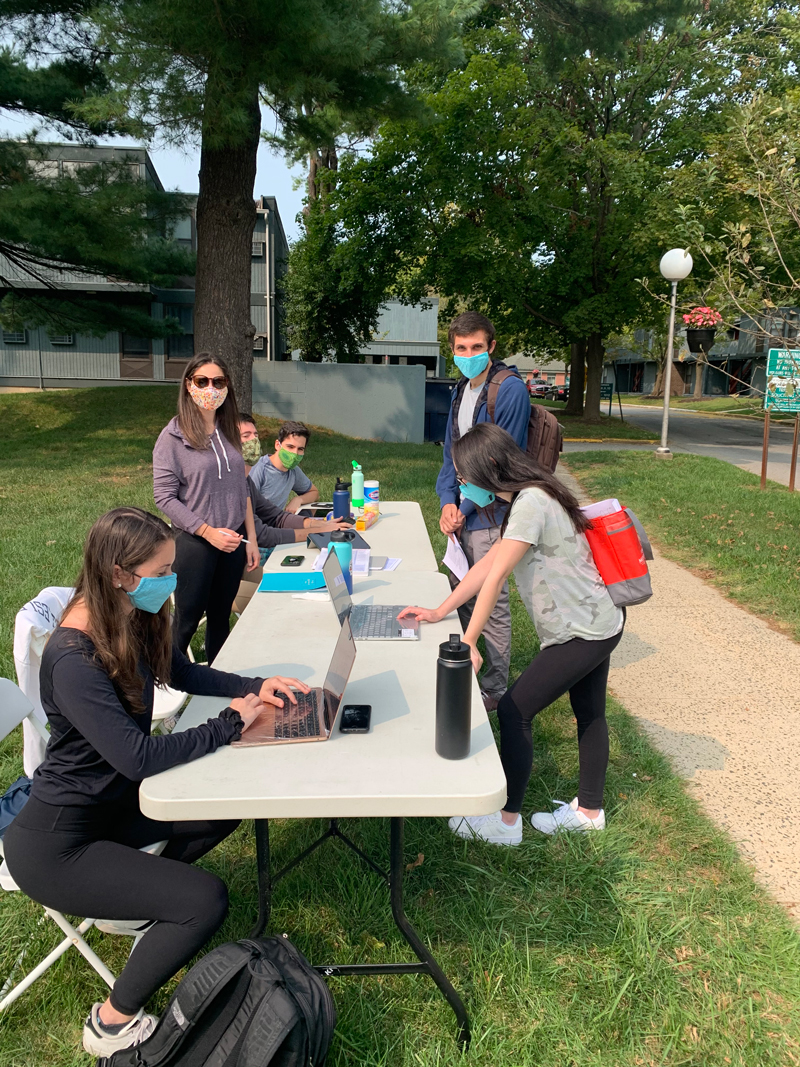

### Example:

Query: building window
xmin=251 ymin=240 xmax=265 ymax=257
xmin=121 ymin=333 xmax=151 ymax=357
xmin=253 ymin=335 xmax=265 ymax=351
xmin=2 ymin=329 xmax=26 ymax=344
xmin=49 ymin=333 xmax=74 ymax=345
xmin=165 ymin=305 xmax=193 ymax=359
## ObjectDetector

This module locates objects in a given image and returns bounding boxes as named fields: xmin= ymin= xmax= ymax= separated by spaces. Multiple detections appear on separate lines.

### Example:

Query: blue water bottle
xmin=333 ymin=477 xmax=351 ymax=521
xmin=328 ymin=531 xmax=353 ymax=593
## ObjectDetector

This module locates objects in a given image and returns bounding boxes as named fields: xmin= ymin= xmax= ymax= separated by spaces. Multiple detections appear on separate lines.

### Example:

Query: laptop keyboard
xmin=352 ymin=605 xmax=405 ymax=639
xmin=272 ymin=691 xmax=321 ymax=739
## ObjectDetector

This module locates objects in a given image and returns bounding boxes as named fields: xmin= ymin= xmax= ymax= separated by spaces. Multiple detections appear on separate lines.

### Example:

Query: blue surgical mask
xmin=126 ymin=573 xmax=177 ymax=614
xmin=454 ymin=351 xmax=490 ymax=379
xmin=459 ymin=482 xmax=496 ymax=508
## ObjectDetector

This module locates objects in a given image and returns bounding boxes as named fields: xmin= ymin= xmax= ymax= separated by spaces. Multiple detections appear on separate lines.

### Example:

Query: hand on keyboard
xmin=258 ymin=675 xmax=310 ymax=708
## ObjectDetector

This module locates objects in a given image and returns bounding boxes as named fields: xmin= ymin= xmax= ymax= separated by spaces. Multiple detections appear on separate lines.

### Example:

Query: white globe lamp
xmin=656 ymin=249 xmax=693 ymax=456
xmin=659 ymin=248 xmax=693 ymax=283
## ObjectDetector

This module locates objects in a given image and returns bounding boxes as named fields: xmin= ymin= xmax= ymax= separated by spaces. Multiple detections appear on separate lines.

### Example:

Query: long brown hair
xmin=451 ymin=422 xmax=591 ymax=535
xmin=177 ymin=352 xmax=243 ymax=452
xmin=66 ymin=508 xmax=175 ymax=714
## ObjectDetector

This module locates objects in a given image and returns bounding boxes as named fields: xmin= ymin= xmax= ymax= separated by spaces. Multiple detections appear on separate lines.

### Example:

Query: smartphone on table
xmin=339 ymin=705 xmax=372 ymax=733
xmin=281 ymin=555 xmax=305 ymax=567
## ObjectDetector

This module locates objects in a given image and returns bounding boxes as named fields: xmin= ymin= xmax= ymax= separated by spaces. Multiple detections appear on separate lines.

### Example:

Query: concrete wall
xmin=252 ymin=361 xmax=426 ymax=443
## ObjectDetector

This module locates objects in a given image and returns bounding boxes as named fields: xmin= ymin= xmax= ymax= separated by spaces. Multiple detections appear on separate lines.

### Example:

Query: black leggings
xmin=497 ymin=625 xmax=624 ymax=813
xmin=4 ymin=795 xmax=239 ymax=1015
xmin=173 ymin=530 xmax=245 ymax=664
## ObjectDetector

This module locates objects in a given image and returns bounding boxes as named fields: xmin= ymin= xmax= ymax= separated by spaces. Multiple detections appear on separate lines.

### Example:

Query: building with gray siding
xmin=0 ymin=144 xmax=289 ymax=387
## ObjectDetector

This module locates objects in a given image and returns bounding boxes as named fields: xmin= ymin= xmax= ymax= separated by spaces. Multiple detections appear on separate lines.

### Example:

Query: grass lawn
xmin=531 ymin=401 xmax=658 ymax=441
xmin=2 ymin=388 xmax=800 ymax=1066
xmin=564 ymin=451 xmax=800 ymax=641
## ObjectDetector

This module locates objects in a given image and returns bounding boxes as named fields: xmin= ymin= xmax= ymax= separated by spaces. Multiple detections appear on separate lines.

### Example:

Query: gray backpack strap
xmin=625 ymin=508 xmax=653 ymax=560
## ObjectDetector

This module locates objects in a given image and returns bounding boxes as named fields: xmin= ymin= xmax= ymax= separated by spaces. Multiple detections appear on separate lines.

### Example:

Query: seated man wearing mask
xmin=248 ymin=420 xmax=319 ymax=513
xmin=235 ymin=414 xmax=349 ymax=612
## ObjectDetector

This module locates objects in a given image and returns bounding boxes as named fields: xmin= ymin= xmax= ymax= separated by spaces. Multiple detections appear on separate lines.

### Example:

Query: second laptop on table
xmin=322 ymin=551 xmax=419 ymax=641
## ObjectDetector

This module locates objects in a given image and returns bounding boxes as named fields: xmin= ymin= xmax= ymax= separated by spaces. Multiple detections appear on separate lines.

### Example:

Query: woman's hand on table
xmin=229 ymin=693 xmax=267 ymax=732
xmin=397 ymin=605 xmax=443 ymax=625
xmin=245 ymin=541 xmax=260 ymax=571
xmin=258 ymin=676 xmax=310 ymax=708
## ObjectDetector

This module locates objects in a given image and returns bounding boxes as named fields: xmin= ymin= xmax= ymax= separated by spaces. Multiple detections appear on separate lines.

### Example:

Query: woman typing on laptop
xmin=3 ymin=507 xmax=308 ymax=1058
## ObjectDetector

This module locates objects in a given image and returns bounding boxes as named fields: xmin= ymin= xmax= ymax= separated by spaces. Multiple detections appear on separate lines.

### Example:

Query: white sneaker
xmin=95 ymin=918 xmax=155 ymax=936
xmin=530 ymin=797 xmax=605 ymax=835
xmin=448 ymin=812 xmax=522 ymax=846
xmin=82 ymin=1003 xmax=158 ymax=1057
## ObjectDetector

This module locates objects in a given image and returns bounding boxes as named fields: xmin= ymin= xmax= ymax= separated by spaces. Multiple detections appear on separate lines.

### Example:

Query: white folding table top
xmin=140 ymin=572 xmax=506 ymax=822
xmin=263 ymin=501 xmax=438 ymax=574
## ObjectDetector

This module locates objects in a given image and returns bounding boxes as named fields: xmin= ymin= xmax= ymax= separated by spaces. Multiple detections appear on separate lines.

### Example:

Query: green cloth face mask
xmin=241 ymin=438 xmax=261 ymax=465
xmin=278 ymin=447 xmax=303 ymax=469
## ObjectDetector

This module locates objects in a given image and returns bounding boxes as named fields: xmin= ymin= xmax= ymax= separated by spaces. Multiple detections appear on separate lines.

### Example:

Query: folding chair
xmin=0 ymin=679 xmax=167 ymax=1013
xmin=13 ymin=588 xmax=186 ymax=767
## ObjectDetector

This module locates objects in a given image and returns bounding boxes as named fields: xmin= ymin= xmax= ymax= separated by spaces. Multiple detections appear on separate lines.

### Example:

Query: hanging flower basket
xmin=685 ymin=328 xmax=716 ymax=354
xmin=683 ymin=307 xmax=722 ymax=355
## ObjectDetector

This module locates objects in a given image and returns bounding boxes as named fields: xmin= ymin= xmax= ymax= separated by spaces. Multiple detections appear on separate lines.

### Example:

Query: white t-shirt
xmin=503 ymin=487 xmax=623 ymax=648
xmin=457 ymin=381 xmax=484 ymax=439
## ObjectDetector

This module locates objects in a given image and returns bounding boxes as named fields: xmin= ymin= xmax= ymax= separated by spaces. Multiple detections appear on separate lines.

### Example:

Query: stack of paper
xmin=580 ymin=498 xmax=622 ymax=520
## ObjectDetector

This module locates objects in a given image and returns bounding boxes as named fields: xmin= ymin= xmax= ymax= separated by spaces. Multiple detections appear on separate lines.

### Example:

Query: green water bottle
xmin=351 ymin=460 xmax=364 ymax=509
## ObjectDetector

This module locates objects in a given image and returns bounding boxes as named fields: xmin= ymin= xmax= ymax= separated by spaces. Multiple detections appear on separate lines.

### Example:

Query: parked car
xmin=548 ymin=384 xmax=569 ymax=402
xmin=529 ymin=380 xmax=549 ymax=397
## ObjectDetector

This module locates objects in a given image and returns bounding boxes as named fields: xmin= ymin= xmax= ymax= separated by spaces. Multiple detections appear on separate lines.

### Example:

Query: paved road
xmin=564 ymin=406 xmax=799 ymax=488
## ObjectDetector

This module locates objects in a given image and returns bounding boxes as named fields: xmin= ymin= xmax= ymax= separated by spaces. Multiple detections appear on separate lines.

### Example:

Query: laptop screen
xmin=322 ymin=617 xmax=356 ymax=732
xmin=322 ymin=550 xmax=353 ymax=625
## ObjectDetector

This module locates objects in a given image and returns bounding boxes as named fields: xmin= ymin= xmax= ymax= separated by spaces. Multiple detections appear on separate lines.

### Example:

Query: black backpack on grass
xmin=99 ymin=935 xmax=336 ymax=1067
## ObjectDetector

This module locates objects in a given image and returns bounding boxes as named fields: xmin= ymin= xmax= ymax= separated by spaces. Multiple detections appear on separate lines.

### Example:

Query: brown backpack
xmin=486 ymin=367 xmax=564 ymax=473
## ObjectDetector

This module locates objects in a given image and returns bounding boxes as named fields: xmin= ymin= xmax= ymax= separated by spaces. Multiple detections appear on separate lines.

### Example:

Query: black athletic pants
xmin=173 ymin=530 xmax=246 ymax=664
xmin=4 ymin=795 xmax=239 ymax=1015
xmin=497 ymin=624 xmax=624 ymax=813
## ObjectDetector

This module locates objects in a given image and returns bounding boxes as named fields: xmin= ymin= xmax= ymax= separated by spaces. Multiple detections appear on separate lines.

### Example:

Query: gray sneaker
xmin=82 ymin=1003 xmax=158 ymax=1057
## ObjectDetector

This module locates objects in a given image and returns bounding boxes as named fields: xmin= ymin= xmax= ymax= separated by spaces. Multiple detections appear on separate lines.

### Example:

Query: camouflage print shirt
xmin=504 ymin=488 xmax=623 ymax=649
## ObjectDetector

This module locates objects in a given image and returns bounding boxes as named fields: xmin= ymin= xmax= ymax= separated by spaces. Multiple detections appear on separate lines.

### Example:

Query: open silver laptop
xmin=232 ymin=618 xmax=356 ymax=745
xmin=322 ymin=551 xmax=420 ymax=641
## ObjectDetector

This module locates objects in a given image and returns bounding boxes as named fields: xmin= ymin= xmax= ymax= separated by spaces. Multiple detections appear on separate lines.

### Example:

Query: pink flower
xmin=682 ymin=306 xmax=723 ymax=328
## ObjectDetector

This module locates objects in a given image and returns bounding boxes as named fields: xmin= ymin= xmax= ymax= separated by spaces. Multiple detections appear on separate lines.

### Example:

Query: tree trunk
xmin=564 ymin=339 xmax=585 ymax=415
xmin=582 ymin=331 xmax=604 ymax=421
xmin=692 ymin=354 xmax=706 ymax=400
xmin=194 ymin=76 xmax=260 ymax=412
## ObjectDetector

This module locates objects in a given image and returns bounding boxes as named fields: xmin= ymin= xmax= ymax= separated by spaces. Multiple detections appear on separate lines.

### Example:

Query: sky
xmin=0 ymin=110 xmax=309 ymax=243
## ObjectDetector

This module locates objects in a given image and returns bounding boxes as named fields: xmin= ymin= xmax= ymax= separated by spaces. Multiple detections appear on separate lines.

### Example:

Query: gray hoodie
xmin=153 ymin=416 xmax=247 ymax=535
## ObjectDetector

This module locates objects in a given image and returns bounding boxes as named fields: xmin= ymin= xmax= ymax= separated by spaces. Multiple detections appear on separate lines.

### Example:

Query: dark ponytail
xmin=451 ymin=422 xmax=591 ymax=535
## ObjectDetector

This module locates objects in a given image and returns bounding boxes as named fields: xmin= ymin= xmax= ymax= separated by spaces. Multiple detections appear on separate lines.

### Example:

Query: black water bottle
xmin=435 ymin=634 xmax=472 ymax=760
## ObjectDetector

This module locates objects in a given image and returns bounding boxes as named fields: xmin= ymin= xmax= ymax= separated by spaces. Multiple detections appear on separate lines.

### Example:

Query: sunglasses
xmin=190 ymin=375 xmax=227 ymax=389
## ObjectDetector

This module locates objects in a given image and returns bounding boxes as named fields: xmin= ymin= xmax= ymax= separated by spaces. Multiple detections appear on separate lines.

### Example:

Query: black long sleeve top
xmin=32 ymin=628 xmax=265 ymax=807
xmin=247 ymin=477 xmax=307 ymax=549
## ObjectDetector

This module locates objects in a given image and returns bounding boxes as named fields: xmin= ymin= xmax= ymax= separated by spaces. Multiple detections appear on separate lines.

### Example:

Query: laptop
xmin=231 ymin=618 xmax=356 ymax=745
xmin=322 ymin=551 xmax=420 ymax=642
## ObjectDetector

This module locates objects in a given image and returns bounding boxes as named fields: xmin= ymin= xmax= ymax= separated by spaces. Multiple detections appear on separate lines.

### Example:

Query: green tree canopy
xmin=0 ymin=4 xmax=195 ymax=338
xmin=309 ymin=0 xmax=788 ymax=416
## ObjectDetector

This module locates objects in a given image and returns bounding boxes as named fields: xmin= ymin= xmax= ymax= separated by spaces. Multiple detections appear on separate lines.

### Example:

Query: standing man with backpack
xmin=436 ymin=312 xmax=534 ymax=711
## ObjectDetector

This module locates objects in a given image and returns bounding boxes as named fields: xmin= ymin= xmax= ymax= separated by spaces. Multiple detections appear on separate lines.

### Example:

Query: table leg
xmin=388 ymin=817 xmax=471 ymax=1050
xmin=249 ymin=819 xmax=272 ymax=938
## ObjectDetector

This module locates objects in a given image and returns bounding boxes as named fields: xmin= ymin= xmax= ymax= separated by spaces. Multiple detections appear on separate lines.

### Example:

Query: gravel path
xmin=560 ymin=461 xmax=800 ymax=913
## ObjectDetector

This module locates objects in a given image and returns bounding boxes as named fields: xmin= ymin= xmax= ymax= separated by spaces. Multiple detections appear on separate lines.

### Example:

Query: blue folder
xmin=257 ymin=572 xmax=326 ymax=593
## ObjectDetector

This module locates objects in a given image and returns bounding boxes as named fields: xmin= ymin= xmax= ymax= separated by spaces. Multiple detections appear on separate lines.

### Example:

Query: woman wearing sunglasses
xmin=153 ymin=354 xmax=259 ymax=663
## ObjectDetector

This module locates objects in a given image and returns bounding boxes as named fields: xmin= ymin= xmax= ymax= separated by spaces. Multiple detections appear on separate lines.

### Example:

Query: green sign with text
xmin=765 ymin=349 xmax=800 ymax=412
xmin=600 ymin=383 xmax=613 ymax=400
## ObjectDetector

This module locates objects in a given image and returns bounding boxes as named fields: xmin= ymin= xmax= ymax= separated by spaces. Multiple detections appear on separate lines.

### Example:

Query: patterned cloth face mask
xmin=188 ymin=380 xmax=228 ymax=411
xmin=241 ymin=438 xmax=262 ymax=465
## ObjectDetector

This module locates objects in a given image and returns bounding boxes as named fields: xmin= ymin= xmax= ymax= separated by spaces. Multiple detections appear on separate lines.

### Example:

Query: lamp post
xmin=655 ymin=248 xmax=693 ymax=457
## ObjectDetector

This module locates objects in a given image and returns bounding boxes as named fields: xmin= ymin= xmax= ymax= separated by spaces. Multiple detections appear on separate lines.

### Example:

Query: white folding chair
xmin=13 ymin=587 xmax=185 ymax=762
xmin=0 ymin=679 xmax=167 ymax=1013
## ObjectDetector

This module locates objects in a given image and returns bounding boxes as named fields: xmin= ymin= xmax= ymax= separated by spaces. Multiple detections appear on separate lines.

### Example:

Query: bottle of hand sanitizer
xmin=351 ymin=460 xmax=364 ymax=510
